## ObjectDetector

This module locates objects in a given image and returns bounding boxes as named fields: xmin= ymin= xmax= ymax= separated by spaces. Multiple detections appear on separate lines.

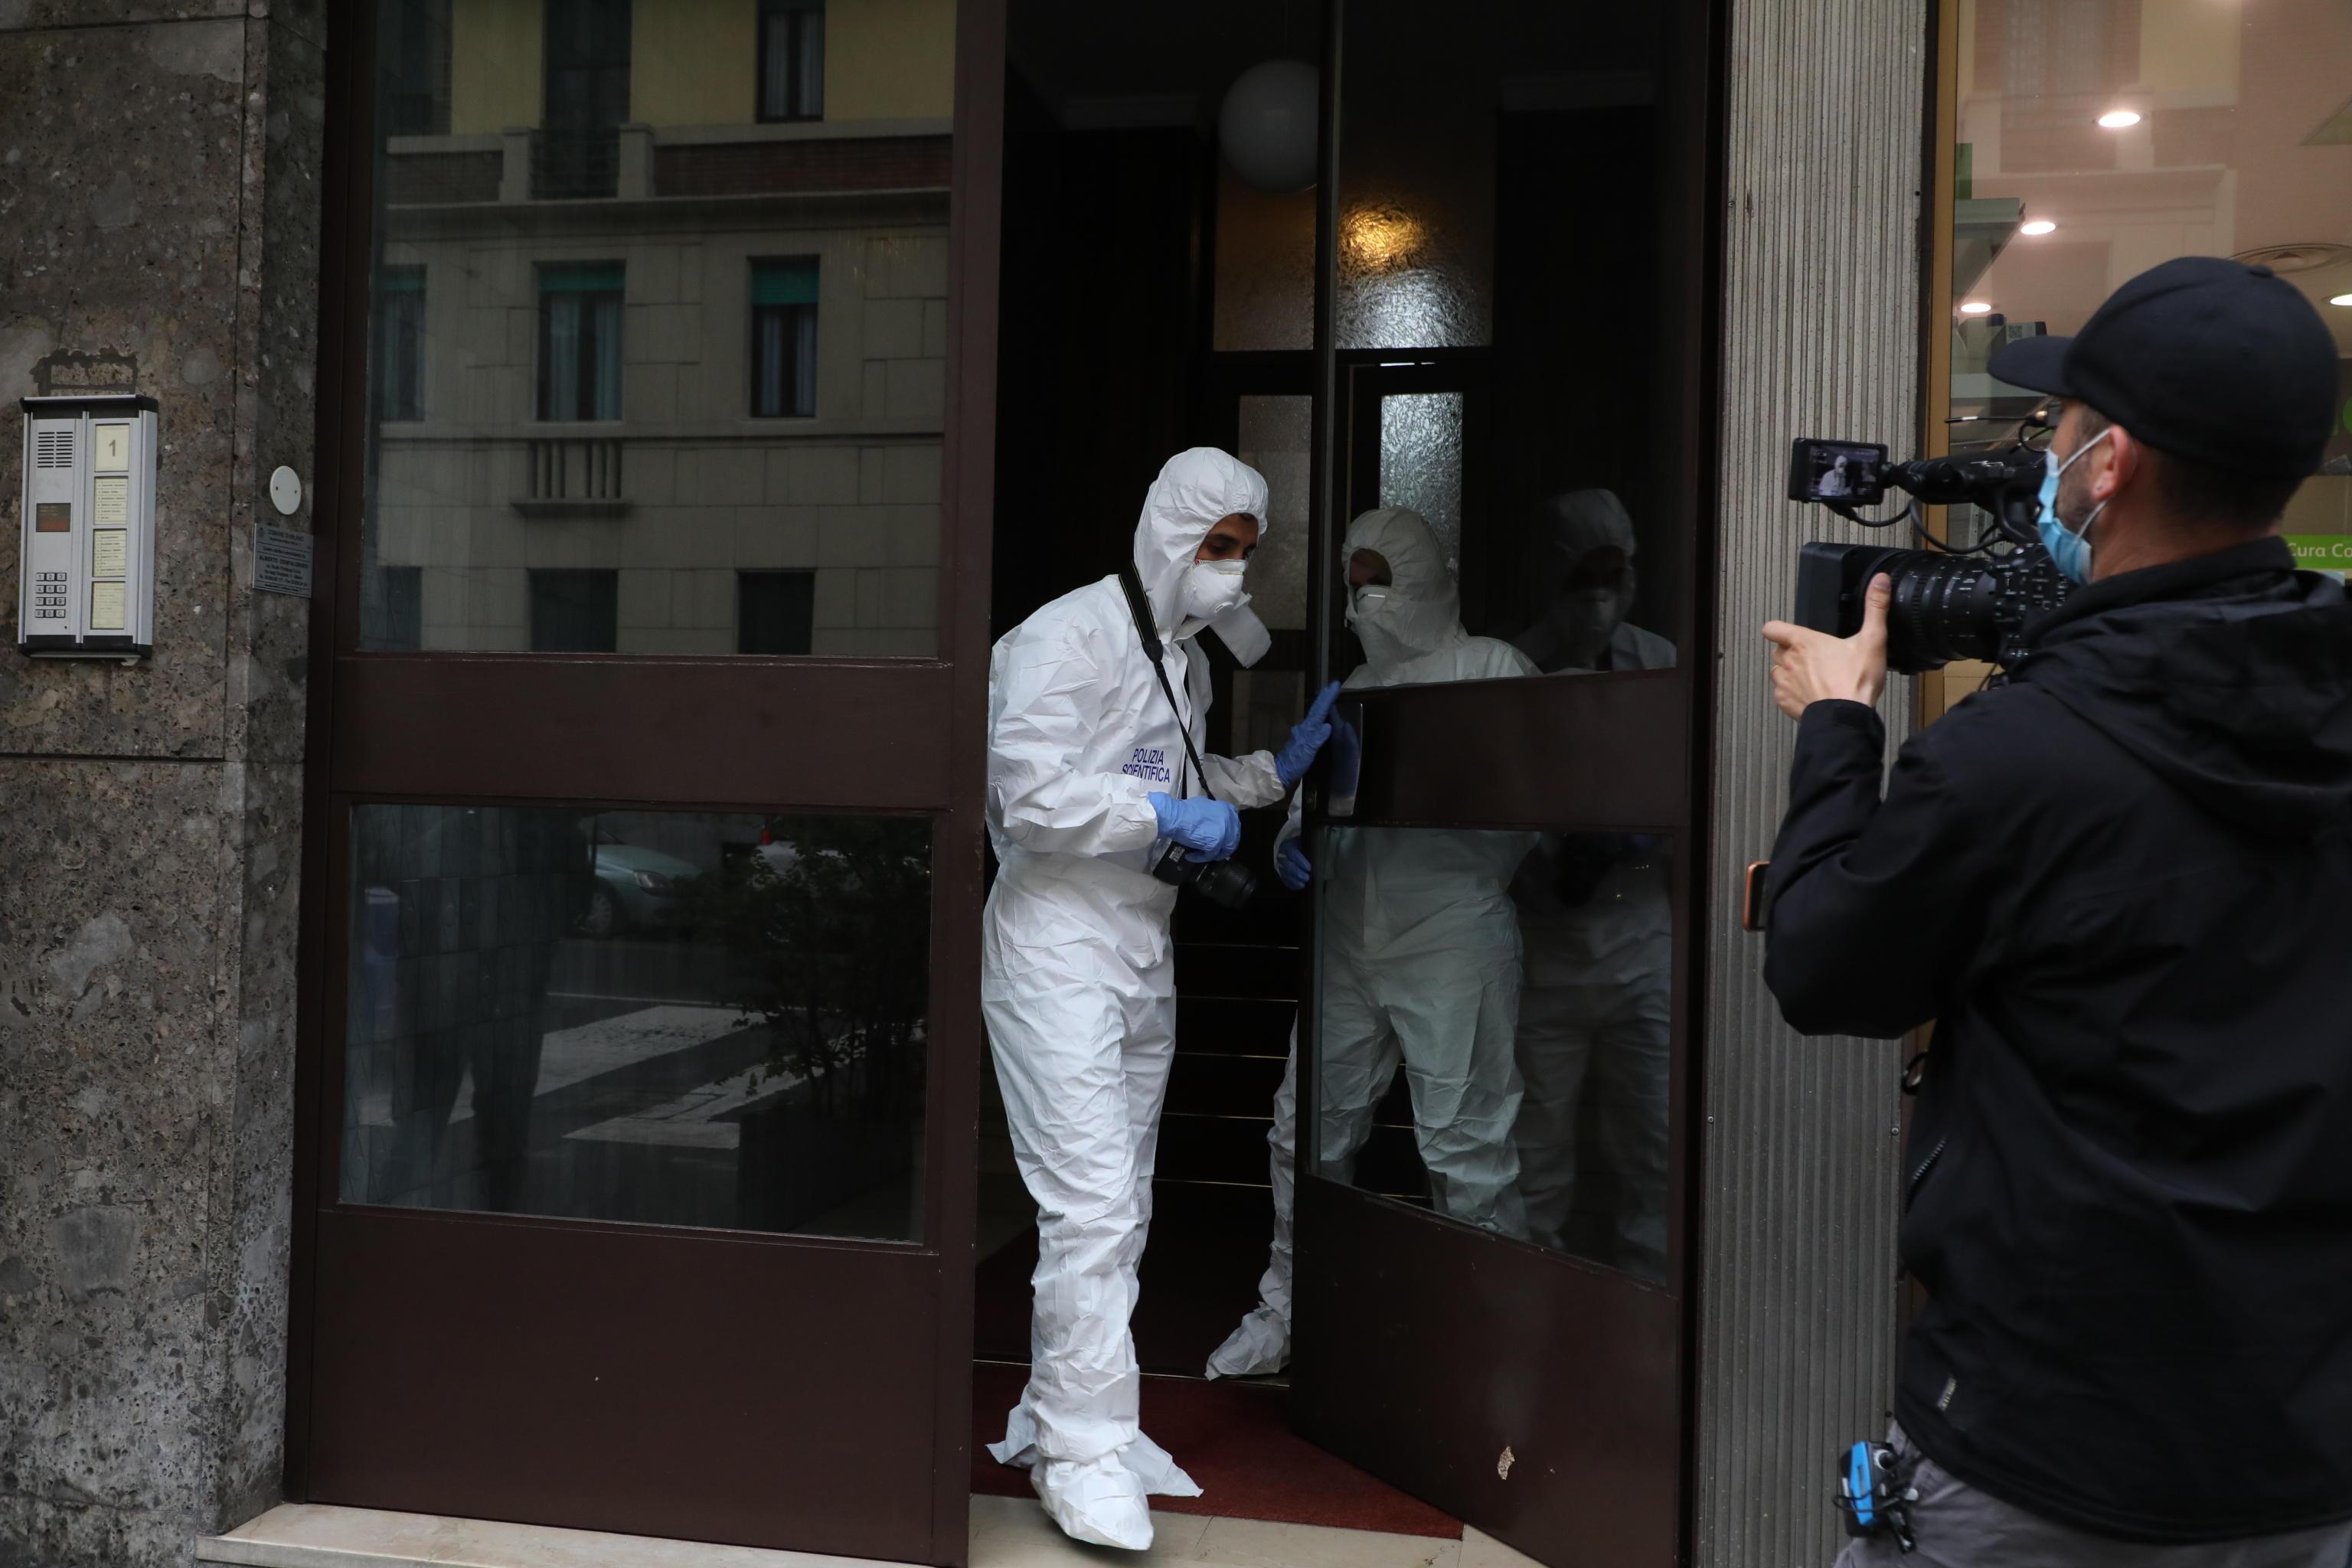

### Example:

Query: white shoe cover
xmin=1032 ymin=1455 xmax=1156 ymax=1550
xmin=1120 ymin=1429 xmax=1202 ymax=1498
xmin=1204 ymin=1304 xmax=1291 ymax=1379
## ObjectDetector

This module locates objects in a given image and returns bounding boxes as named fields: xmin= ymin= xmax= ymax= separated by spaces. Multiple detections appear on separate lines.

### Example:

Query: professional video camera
xmin=1785 ymin=437 xmax=2072 ymax=673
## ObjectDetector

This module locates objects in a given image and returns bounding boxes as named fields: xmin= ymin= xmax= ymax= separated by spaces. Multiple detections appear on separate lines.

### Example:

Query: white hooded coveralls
xmin=1508 ymin=488 xmax=1676 ymax=1269
xmin=1210 ymin=507 xmax=1537 ymax=1380
xmin=982 ymin=448 xmax=1285 ymax=1547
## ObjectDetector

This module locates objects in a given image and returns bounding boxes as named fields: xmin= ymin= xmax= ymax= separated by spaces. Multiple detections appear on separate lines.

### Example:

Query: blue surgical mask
xmin=2035 ymin=429 xmax=2111 ymax=585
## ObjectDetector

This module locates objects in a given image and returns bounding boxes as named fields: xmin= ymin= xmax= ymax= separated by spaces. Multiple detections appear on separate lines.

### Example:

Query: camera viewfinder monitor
xmin=1788 ymin=438 xmax=1890 ymax=506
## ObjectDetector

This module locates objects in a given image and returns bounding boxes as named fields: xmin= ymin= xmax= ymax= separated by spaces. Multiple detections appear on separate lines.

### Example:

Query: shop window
xmin=537 ymin=263 xmax=624 ymax=422
xmin=759 ymin=0 xmax=826 ymax=122
xmin=1930 ymin=1 xmax=2352 ymax=719
xmin=738 ymin=570 xmax=816 ymax=655
xmin=750 ymin=258 xmax=819 ymax=417
xmin=529 ymin=568 xmax=619 ymax=652
xmin=377 ymin=266 xmax=426 ymax=423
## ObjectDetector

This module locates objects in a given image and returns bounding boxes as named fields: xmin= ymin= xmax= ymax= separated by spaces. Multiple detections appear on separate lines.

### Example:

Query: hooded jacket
xmin=1762 ymin=537 xmax=2352 ymax=1542
xmin=1511 ymin=489 xmax=1676 ymax=675
xmin=985 ymin=449 xmax=1286 ymax=960
xmin=1301 ymin=508 xmax=1537 ymax=961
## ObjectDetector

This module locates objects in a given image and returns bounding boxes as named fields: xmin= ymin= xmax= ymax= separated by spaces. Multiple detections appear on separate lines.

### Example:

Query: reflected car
xmin=580 ymin=843 xmax=702 ymax=938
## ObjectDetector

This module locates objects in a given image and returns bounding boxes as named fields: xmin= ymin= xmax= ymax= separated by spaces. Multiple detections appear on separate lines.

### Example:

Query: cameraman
xmin=1758 ymin=257 xmax=2352 ymax=1567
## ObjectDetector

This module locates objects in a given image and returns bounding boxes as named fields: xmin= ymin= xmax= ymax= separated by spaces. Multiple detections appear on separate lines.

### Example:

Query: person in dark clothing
xmin=1759 ymin=256 xmax=2352 ymax=1567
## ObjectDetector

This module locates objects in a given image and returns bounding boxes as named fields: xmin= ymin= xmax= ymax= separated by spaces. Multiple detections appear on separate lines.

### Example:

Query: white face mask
xmin=1181 ymin=557 xmax=1249 ymax=623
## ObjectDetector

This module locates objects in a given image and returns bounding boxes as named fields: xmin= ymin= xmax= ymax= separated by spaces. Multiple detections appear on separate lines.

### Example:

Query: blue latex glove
xmin=1149 ymin=792 xmax=1242 ymax=861
xmin=1273 ymin=682 xmax=1345 ymax=787
xmin=1275 ymin=838 xmax=1312 ymax=892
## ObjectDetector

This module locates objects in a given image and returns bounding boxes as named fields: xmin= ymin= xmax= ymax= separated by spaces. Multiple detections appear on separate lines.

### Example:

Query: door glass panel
xmin=1334 ymin=0 xmax=1679 ymax=658
xmin=1314 ymin=824 xmax=1675 ymax=1282
xmin=341 ymin=805 xmax=933 ymax=1242
xmin=358 ymin=0 xmax=956 ymax=655
xmin=1229 ymin=394 xmax=1312 ymax=755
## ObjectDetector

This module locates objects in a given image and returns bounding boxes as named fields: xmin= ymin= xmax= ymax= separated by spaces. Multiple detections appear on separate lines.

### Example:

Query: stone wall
xmin=0 ymin=4 xmax=322 ymax=1563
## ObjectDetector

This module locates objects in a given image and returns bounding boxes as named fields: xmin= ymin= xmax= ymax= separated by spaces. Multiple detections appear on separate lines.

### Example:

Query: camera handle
xmin=1116 ymin=564 xmax=1219 ymax=809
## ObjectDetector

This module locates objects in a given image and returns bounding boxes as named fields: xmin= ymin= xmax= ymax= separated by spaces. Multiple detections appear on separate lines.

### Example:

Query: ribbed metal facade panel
xmin=1694 ymin=3 xmax=1930 ymax=1565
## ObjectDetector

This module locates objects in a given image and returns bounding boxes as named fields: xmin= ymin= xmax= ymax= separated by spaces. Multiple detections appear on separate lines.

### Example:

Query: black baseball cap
xmin=1988 ymin=256 xmax=2341 ymax=479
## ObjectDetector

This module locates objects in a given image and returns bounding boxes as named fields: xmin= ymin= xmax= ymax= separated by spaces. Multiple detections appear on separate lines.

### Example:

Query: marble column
xmin=0 ymin=5 xmax=324 ymax=1563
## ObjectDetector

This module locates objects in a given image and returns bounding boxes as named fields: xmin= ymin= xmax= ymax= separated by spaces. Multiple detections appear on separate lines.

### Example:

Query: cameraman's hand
xmin=1760 ymin=573 xmax=1891 ymax=720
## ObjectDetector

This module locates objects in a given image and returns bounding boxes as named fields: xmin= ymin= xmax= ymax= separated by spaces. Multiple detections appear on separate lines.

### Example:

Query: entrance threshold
xmin=198 ymin=1499 xmax=1544 ymax=1567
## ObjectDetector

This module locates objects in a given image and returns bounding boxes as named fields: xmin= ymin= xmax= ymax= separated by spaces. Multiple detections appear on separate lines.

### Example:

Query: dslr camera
xmin=1786 ymin=437 xmax=2071 ymax=673
xmin=1152 ymin=840 xmax=1257 ymax=909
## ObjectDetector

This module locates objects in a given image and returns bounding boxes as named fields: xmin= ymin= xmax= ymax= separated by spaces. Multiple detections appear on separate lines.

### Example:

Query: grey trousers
xmin=1835 ymin=1426 xmax=2352 ymax=1568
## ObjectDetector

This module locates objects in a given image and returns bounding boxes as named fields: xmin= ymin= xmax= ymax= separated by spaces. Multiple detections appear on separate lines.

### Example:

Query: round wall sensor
xmin=269 ymin=466 xmax=302 ymax=517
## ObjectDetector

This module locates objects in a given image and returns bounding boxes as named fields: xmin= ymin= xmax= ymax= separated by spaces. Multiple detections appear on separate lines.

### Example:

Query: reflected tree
xmin=689 ymin=815 xmax=932 ymax=1120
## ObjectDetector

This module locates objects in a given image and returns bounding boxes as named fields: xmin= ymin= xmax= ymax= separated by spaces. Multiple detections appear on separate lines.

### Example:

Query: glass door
xmin=288 ymin=3 xmax=1003 ymax=1562
xmin=1289 ymin=2 xmax=1715 ymax=1562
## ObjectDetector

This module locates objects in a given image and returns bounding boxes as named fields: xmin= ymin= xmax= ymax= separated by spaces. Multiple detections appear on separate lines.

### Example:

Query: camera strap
xmin=1116 ymin=563 xmax=1217 ymax=805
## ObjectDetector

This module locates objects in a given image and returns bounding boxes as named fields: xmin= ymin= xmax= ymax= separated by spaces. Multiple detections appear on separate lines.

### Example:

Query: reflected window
xmin=738 ymin=569 xmax=815 ymax=655
xmin=750 ymin=258 xmax=819 ymax=418
xmin=539 ymin=0 xmax=631 ymax=200
xmin=359 ymin=0 xmax=954 ymax=657
xmin=364 ymin=564 xmax=424 ymax=652
xmin=381 ymin=0 xmax=451 ymax=137
xmin=538 ymin=263 xmax=624 ymax=423
xmin=760 ymin=0 xmax=826 ymax=123
xmin=341 ymin=806 xmax=933 ymax=1241
xmin=529 ymin=567 xmax=617 ymax=652
xmin=377 ymin=266 xmax=426 ymax=423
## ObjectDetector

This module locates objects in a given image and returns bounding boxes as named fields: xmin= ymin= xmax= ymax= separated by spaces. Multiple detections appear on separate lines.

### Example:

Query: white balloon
xmin=1218 ymin=60 xmax=1319 ymax=192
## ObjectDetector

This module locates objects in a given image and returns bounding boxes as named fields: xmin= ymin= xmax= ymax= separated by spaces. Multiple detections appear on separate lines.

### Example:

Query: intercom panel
xmin=18 ymin=394 xmax=158 ymax=660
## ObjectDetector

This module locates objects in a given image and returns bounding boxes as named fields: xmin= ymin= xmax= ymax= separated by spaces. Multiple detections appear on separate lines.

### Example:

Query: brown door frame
xmin=1288 ymin=0 xmax=1724 ymax=1562
xmin=284 ymin=4 xmax=1004 ymax=1563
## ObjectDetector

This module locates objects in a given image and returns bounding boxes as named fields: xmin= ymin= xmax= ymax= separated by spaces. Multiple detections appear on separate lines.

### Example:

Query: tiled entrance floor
xmin=197 ymin=1497 xmax=1547 ymax=1568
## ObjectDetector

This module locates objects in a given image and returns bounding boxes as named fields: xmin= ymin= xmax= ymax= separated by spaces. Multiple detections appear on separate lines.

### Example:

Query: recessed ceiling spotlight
xmin=2097 ymin=109 xmax=2141 ymax=129
xmin=2020 ymin=219 xmax=2058 ymax=236
xmin=1959 ymin=301 xmax=1994 ymax=315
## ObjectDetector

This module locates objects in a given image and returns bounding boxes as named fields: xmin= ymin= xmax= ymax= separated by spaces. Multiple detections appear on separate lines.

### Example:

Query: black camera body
xmin=1786 ymin=436 xmax=2071 ymax=673
xmin=1795 ymin=541 xmax=2069 ymax=674
xmin=1152 ymin=841 xmax=1257 ymax=909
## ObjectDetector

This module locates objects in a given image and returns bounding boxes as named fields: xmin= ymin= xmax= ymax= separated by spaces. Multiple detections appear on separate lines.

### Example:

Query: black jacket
xmin=1765 ymin=537 xmax=2352 ymax=1543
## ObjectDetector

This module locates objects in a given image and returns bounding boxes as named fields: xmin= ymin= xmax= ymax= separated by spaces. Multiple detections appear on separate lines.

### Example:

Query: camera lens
xmin=1192 ymin=858 xmax=1257 ymax=910
xmin=1878 ymin=550 xmax=2007 ymax=671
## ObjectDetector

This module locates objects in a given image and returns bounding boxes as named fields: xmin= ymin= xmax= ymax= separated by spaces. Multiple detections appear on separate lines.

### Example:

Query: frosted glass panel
xmin=1214 ymin=165 xmax=1317 ymax=351
xmin=1377 ymin=392 xmax=1464 ymax=573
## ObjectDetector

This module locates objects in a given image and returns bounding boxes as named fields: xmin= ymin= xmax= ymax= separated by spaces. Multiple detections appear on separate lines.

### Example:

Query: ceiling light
xmin=2097 ymin=109 xmax=2141 ymax=129
xmin=2020 ymin=219 xmax=2057 ymax=236
xmin=2331 ymin=293 xmax=2352 ymax=308
xmin=1959 ymin=301 xmax=1994 ymax=315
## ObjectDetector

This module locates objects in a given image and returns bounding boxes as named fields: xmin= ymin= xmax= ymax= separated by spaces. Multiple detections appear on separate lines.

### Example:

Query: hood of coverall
xmin=1132 ymin=447 xmax=1272 ymax=641
xmin=1344 ymin=507 xmax=1466 ymax=674
xmin=1526 ymin=488 xmax=1638 ymax=669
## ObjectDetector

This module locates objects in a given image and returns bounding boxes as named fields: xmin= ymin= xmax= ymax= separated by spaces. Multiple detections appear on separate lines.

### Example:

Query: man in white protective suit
xmin=1207 ymin=506 xmax=1537 ymax=1380
xmin=1507 ymin=488 xmax=1675 ymax=1272
xmin=982 ymin=446 xmax=1341 ymax=1550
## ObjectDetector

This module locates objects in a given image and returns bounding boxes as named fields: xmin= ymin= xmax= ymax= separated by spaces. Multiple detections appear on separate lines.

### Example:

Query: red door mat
xmin=971 ymin=1361 xmax=1461 ymax=1540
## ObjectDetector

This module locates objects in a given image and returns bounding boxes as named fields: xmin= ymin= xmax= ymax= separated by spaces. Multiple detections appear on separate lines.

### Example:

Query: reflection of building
xmin=365 ymin=0 xmax=956 ymax=655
